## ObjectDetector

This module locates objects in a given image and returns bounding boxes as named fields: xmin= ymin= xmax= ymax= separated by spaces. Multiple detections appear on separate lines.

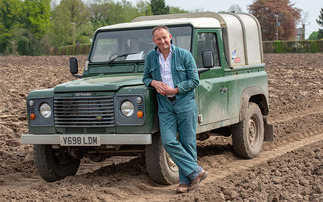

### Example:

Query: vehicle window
xmin=90 ymin=26 xmax=192 ymax=63
xmin=169 ymin=27 xmax=192 ymax=51
xmin=91 ymin=39 xmax=118 ymax=62
xmin=196 ymin=33 xmax=220 ymax=68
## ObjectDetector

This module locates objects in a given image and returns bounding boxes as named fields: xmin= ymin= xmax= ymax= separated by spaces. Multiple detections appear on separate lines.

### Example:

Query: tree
xmin=150 ymin=0 xmax=169 ymax=15
xmin=19 ymin=0 xmax=51 ymax=55
xmin=317 ymin=8 xmax=323 ymax=39
xmin=169 ymin=6 xmax=187 ymax=14
xmin=89 ymin=0 xmax=145 ymax=27
xmin=228 ymin=4 xmax=242 ymax=13
xmin=299 ymin=11 xmax=309 ymax=26
xmin=103 ymin=1 xmax=139 ymax=25
xmin=0 ymin=0 xmax=23 ymax=54
xmin=49 ymin=0 xmax=91 ymax=47
xmin=136 ymin=0 xmax=152 ymax=16
xmin=0 ymin=0 xmax=50 ymax=55
xmin=15 ymin=28 xmax=48 ymax=55
xmin=90 ymin=0 xmax=112 ymax=27
xmin=316 ymin=8 xmax=323 ymax=27
xmin=248 ymin=0 xmax=301 ymax=41
xmin=60 ymin=0 xmax=90 ymax=29
xmin=22 ymin=0 xmax=51 ymax=39
xmin=308 ymin=31 xmax=319 ymax=40
xmin=49 ymin=5 xmax=72 ymax=46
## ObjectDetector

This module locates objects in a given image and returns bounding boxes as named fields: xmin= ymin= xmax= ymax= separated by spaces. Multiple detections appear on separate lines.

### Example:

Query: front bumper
xmin=21 ymin=134 xmax=152 ymax=145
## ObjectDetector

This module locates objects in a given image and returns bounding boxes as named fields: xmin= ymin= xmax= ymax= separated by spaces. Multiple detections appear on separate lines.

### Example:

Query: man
xmin=142 ymin=25 xmax=207 ymax=193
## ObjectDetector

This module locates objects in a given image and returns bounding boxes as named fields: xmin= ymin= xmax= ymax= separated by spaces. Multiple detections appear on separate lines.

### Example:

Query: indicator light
xmin=137 ymin=111 xmax=144 ymax=118
xmin=30 ymin=113 xmax=36 ymax=120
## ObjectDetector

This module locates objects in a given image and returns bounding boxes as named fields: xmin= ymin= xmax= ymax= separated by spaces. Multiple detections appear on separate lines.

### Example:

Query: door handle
xmin=220 ymin=88 xmax=228 ymax=94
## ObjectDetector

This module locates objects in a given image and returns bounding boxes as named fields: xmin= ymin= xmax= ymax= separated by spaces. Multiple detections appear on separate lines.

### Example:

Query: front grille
xmin=54 ymin=96 xmax=114 ymax=127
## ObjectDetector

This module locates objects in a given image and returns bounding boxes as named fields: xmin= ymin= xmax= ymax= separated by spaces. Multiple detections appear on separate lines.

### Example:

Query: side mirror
xmin=69 ymin=57 xmax=78 ymax=75
xmin=202 ymin=50 xmax=214 ymax=68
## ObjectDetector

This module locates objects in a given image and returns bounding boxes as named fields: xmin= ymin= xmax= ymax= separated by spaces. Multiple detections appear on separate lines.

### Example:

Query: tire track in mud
xmin=196 ymin=106 xmax=323 ymax=172
xmin=120 ymin=133 xmax=323 ymax=202
xmin=205 ymin=133 xmax=323 ymax=181
xmin=0 ymin=134 xmax=323 ymax=201
xmin=268 ymin=102 xmax=323 ymax=124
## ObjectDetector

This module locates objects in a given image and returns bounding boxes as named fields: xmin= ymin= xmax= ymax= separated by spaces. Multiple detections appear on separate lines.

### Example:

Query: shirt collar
xmin=156 ymin=45 xmax=173 ymax=55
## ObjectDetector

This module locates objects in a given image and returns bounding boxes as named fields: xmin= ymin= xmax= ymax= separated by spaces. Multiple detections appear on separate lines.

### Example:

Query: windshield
xmin=90 ymin=26 xmax=192 ymax=63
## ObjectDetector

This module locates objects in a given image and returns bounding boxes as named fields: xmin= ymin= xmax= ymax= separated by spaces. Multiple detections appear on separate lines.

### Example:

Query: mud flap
xmin=264 ymin=121 xmax=274 ymax=141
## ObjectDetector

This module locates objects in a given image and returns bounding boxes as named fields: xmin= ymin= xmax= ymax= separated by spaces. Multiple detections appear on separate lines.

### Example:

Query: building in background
xmin=295 ymin=24 xmax=305 ymax=40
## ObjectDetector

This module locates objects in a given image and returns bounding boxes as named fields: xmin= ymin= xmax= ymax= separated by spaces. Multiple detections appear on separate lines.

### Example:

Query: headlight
xmin=40 ymin=103 xmax=52 ymax=119
xmin=121 ymin=101 xmax=134 ymax=117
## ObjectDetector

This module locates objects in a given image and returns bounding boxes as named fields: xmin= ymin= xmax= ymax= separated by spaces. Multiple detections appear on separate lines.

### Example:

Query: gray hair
xmin=152 ymin=25 xmax=170 ymax=36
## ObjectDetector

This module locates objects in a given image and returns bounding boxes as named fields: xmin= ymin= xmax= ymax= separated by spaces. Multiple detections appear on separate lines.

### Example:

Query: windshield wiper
xmin=107 ymin=52 xmax=145 ymax=64
xmin=107 ymin=53 xmax=133 ymax=64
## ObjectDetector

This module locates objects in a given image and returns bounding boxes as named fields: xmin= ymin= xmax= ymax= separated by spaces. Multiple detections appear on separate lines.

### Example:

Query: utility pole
xmin=72 ymin=22 xmax=76 ymax=45
xmin=275 ymin=15 xmax=279 ymax=40
xmin=302 ymin=24 xmax=305 ymax=40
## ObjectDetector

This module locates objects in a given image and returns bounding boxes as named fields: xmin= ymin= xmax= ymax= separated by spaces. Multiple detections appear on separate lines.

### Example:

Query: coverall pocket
xmin=175 ymin=66 xmax=187 ymax=80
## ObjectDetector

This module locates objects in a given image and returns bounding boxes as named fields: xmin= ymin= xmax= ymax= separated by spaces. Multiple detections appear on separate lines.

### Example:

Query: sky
xmin=115 ymin=0 xmax=322 ymax=39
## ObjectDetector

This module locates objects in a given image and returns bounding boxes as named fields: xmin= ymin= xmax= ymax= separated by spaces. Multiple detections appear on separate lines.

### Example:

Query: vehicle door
xmin=194 ymin=30 xmax=230 ymax=128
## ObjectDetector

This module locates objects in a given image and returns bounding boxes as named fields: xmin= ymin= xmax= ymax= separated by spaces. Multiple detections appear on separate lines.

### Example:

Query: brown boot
xmin=176 ymin=184 xmax=190 ymax=193
xmin=189 ymin=169 xmax=208 ymax=191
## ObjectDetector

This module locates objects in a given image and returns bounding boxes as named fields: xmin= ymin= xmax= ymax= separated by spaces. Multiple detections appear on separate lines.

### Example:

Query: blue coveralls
xmin=142 ymin=44 xmax=200 ymax=185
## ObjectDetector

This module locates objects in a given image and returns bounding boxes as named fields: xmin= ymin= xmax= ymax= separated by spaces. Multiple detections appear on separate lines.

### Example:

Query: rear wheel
xmin=33 ymin=145 xmax=80 ymax=182
xmin=231 ymin=102 xmax=264 ymax=159
xmin=145 ymin=132 xmax=179 ymax=185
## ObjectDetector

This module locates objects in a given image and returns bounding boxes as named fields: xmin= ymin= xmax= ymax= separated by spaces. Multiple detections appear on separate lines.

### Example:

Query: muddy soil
xmin=0 ymin=53 xmax=322 ymax=201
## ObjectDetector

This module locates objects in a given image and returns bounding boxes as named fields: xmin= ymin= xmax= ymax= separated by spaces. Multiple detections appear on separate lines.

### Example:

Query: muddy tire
xmin=231 ymin=102 xmax=264 ymax=159
xmin=33 ymin=145 xmax=80 ymax=182
xmin=145 ymin=132 xmax=179 ymax=185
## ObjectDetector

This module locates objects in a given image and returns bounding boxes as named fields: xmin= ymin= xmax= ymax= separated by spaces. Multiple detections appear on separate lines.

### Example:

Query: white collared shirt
xmin=157 ymin=47 xmax=174 ymax=90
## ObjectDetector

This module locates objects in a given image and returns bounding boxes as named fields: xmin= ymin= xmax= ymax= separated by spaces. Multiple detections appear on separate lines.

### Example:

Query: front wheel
xmin=33 ymin=145 xmax=80 ymax=182
xmin=145 ymin=132 xmax=179 ymax=185
xmin=231 ymin=102 xmax=264 ymax=159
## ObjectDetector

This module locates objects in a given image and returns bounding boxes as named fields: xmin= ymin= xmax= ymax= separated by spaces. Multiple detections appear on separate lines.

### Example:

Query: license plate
xmin=60 ymin=135 xmax=101 ymax=146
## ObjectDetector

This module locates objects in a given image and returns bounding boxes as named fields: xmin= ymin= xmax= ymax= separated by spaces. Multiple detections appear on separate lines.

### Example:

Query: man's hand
xmin=150 ymin=80 xmax=166 ymax=96
xmin=162 ymin=85 xmax=179 ymax=96
xmin=150 ymin=80 xmax=178 ymax=96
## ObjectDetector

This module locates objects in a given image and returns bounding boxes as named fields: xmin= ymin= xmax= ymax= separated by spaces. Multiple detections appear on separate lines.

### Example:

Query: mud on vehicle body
xmin=21 ymin=12 xmax=273 ymax=184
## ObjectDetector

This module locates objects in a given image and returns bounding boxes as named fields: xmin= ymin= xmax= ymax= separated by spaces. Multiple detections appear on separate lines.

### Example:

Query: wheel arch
xmin=239 ymin=87 xmax=269 ymax=121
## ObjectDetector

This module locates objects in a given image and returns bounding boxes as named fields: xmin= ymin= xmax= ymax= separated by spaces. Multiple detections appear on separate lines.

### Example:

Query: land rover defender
xmin=21 ymin=12 xmax=273 ymax=184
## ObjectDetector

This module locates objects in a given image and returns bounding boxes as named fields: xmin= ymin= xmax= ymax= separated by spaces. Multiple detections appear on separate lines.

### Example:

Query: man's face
xmin=153 ymin=28 xmax=172 ymax=52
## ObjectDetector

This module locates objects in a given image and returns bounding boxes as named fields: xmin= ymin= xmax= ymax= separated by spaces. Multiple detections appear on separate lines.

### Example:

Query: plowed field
xmin=0 ymin=53 xmax=322 ymax=201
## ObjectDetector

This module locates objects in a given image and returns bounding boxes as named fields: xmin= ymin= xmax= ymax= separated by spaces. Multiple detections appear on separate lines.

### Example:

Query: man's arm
xmin=176 ymin=51 xmax=199 ymax=94
xmin=142 ymin=61 xmax=154 ymax=88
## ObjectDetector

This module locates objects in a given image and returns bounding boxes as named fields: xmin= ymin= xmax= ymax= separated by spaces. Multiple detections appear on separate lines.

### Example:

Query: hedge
xmin=48 ymin=44 xmax=91 ymax=55
xmin=263 ymin=40 xmax=323 ymax=53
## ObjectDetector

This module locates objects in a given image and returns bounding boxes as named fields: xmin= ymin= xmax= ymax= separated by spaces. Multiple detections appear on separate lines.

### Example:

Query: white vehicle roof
xmin=97 ymin=12 xmax=264 ymax=67
xmin=97 ymin=17 xmax=221 ymax=31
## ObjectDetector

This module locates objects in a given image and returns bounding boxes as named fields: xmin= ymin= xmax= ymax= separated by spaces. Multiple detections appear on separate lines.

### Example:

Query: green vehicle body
xmin=21 ymin=12 xmax=273 ymax=184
